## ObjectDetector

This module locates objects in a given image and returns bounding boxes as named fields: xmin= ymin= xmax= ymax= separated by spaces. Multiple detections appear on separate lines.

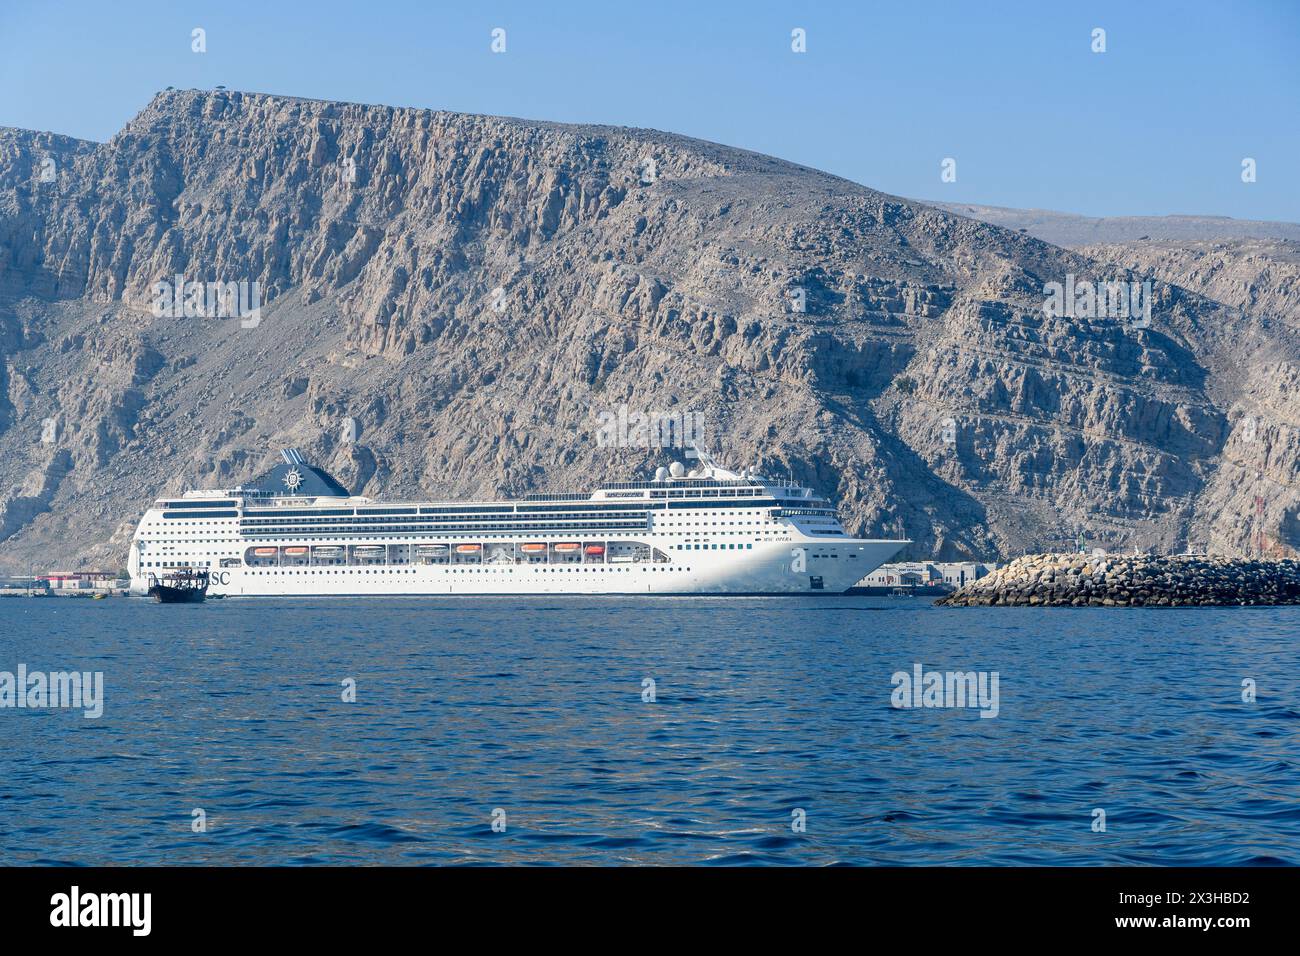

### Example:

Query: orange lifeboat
xmin=584 ymin=545 xmax=606 ymax=556
xmin=520 ymin=543 xmax=546 ymax=554
xmin=553 ymin=543 xmax=580 ymax=554
xmin=455 ymin=544 xmax=482 ymax=554
xmin=284 ymin=547 xmax=309 ymax=556
xmin=253 ymin=547 xmax=277 ymax=557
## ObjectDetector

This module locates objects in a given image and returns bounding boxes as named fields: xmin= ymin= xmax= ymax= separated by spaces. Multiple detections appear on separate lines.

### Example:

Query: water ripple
xmin=1 ymin=596 xmax=1297 ymax=865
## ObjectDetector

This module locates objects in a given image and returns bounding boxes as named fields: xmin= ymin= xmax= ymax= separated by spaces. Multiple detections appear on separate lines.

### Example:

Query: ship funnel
xmin=281 ymin=448 xmax=306 ymax=465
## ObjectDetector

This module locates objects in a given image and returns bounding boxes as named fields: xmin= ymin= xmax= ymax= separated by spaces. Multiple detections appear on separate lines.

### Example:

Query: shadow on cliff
xmin=808 ymin=392 xmax=996 ymax=561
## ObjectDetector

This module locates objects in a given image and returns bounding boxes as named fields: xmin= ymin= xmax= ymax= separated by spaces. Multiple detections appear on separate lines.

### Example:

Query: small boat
xmin=284 ymin=547 xmax=309 ymax=556
xmin=354 ymin=545 xmax=385 ymax=556
xmin=415 ymin=544 xmax=448 ymax=556
xmin=520 ymin=543 xmax=546 ymax=554
xmin=553 ymin=543 xmax=580 ymax=554
xmin=313 ymin=546 xmax=343 ymax=556
xmin=455 ymin=544 xmax=482 ymax=554
xmin=146 ymin=570 xmax=209 ymax=604
xmin=584 ymin=544 xmax=606 ymax=556
xmin=253 ymin=547 xmax=278 ymax=557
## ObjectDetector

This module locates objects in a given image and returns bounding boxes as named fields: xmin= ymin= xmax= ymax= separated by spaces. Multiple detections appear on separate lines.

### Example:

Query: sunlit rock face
xmin=0 ymin=89 xmax=1296 ymax=571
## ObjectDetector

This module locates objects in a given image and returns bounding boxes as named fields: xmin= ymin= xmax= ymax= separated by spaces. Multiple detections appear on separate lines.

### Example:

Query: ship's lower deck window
xmin=239 ymin=540 xmax=674 ymax=567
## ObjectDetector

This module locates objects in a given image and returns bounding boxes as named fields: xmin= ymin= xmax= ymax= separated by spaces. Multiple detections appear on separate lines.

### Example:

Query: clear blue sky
xmin=2 ymin=0 xmax=1297 ymax=220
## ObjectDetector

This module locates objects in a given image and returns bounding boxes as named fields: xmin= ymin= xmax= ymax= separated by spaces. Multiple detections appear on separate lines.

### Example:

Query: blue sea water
xmin=1 ymin=596 xmax=1297 ymax=866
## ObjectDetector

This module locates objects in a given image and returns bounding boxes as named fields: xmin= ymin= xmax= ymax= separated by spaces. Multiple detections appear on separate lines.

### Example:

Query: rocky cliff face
xmin=1075 ymin=238 xmax=1300 ymax=558
xmin=1 ymin=90 xmax=1297 ymax=571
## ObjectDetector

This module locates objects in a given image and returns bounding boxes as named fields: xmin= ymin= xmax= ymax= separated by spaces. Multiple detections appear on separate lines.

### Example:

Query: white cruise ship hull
xmin=181 ymin=539 xmax=904 ymax=597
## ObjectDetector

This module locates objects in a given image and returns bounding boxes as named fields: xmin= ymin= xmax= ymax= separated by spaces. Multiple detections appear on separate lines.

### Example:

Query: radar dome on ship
xmin=669 ymin=461 xmax=685 ymax=478
xmin=654 ymin=466 xmax=669 ymax=481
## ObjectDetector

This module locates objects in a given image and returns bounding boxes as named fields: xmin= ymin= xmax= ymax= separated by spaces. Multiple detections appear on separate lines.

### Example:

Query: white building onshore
xmin=854 ymin=561 xmax=998 ymax=592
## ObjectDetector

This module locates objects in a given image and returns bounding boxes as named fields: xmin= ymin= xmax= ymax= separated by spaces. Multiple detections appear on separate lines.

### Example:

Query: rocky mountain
xmin=1075 ymin=239 xmax=1300 ymax=329
xmin=1 ymin=89 xmax=1298 ymax=571
xmin=1073 ymin=237 xmax=1300 ymax=560
xmin=926 ymin=201 xmax=1300 ymax=248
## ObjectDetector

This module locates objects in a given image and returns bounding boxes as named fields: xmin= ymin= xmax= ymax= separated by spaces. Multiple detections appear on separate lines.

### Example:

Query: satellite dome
xmin=669 ymin=461 xmax=685 ymax=478
xmin=654 ymin=466 xmax=669 ymax=481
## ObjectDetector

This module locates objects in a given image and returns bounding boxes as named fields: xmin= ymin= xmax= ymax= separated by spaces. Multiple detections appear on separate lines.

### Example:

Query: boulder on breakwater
xmin=935 ymin=553 xmax=1300 ymax=607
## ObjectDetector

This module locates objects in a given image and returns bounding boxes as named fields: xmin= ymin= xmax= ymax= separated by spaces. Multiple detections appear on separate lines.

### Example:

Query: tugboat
xmin=146 ymin=569 xmax=209 ymax=603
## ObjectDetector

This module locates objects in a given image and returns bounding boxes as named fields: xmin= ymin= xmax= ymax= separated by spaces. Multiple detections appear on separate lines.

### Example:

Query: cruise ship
xmin=128 ymin=449 xmax=908 ymax=597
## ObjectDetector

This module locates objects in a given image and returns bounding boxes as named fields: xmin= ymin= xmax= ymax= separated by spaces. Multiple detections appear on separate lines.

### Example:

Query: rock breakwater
xmin=936 ymin=553 xmax=1300 ymax=607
